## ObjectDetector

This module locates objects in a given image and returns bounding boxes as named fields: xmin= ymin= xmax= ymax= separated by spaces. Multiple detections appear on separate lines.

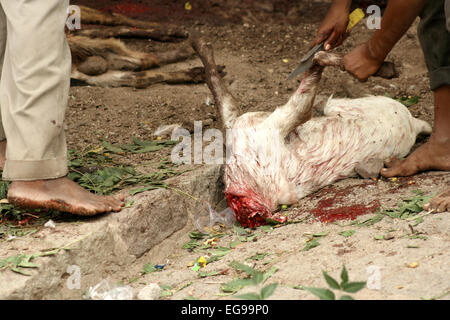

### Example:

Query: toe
xmin=380 ymin=160 xmax=419 ymax=178
xmin=380 ymin=166 xmax=402 ymax=178
xmin=384 ymin=157 xmax=401 ymax=168
xmin=103 ymin=196 xmax=124 ymax=212
xmin=438 ymin=200 xmax=450 ymax=213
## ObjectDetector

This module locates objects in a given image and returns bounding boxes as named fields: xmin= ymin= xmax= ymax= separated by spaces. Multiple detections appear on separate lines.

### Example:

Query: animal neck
xmin=262 ymin=66 xmax=323 ymax=137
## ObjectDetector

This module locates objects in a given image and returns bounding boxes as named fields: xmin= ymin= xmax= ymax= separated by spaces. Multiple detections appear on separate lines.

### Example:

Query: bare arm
xmin=312 ymin=0 xmax=352 ymax=50
xmin=344 ymin=0 xmax=426 ymax=81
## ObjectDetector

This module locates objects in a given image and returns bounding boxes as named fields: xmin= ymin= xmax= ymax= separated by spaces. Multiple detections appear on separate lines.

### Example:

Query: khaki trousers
xmin=0 ymin=0 xmax=71 ymax=181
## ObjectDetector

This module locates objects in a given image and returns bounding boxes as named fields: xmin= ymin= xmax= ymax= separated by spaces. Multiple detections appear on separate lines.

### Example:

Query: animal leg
xmin=68 ymin=35 xmax=194 ymax=73
xmin=71 ymin=66 xmax=222 ymax=89
xmin=190 ymin=36 xmax=242 ymax=129
xmin=73 ymin=26 xmax=188 ymax=42
xmin=355 ymin=159 xmax=384 ymax=179
xmin=78 ymin=5 xmax=183 ymax=32
xmin=263 ymin=65 xmax=324 ymax=138
xmin=313 ymin=51 xmax=398 ymax=79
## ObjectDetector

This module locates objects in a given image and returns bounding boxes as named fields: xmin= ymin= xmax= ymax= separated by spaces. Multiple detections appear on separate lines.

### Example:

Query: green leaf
xmin=206 ymin=255 xmax=222 ymax=264
xmin=260 ymin=283 xmax=278 ymax=300
xmin=198 ymin=271 xmax=221 ymax=278
xmin=303 ymin=287 xmax=336 ymax=300
xmin=395 ymin=96 xmax=420 ymax=107
xmin=230 ymin=261 xmax=258 ymax=277
xmin=342 ymin=281 xmax=366 ymax=293
xmin=262 ymin=267 xmax=278 ymax=283
xmin=230 ymin=240 xmax=242 ymax=248
xmin=141 ymin=263 xmax=157 ymax=275
xmin=102 ymin=140 xmax=124 ymax=154
xmin=358 ymin=213 xmax=384 ymax=226
xmin=235 ymin=293 xmax=262 ymax=300
xmin=182 ymin=239 xmax=201 ymax=250
xmin=129 ymin=185 xmax=162 ymax=195
xmin=302 ymin=239 xmax=320 ymax=251
xmin=410 ymin=217 xmax=424 ymax=226
xmin=259 ymin=225 xmax=273 ymax=233
xmin=313 ymin=231 xmax=329 ymax=238
xmin=211 ymin=247 xmax=232 ymax=257
xmin=221 ymin=278 xmax=254 ymax=293
xmin=340 ymin=295 xmax=354 ymax=300
xmin=252 ymin=272 xmax=265 ymax=285
xmin=11 ymin=266 xmax=31 ymax=276
xmin=189 ymin=231 xmax=208 ymax=240
xmin=124 ymin=199 xmax=134 ymax=208
xmin=160 ymin=290 xmax=173 ymax=298
xmin=323 ymin=271 xmax=340 ymax=290
xmin=248 ymin=252 xmax=270 ymax=261
xmin=340 ymin=266 xmax=349 ymax=285
xmin=338 ymin=230 xmax=355 ymax=238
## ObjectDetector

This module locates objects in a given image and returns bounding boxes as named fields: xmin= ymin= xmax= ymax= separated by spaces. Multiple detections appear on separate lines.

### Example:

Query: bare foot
xmin=380 ymin=138 xmax=450 ymax=178
xmin=424 ymin=188 xmax=450 ymax=213
xmin=7 ymin=177 xmax=125 ymax=216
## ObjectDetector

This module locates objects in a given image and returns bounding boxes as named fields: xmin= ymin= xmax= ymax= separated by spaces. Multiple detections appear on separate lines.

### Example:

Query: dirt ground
xmin=0 ymin=0 xmax=448 ymax=300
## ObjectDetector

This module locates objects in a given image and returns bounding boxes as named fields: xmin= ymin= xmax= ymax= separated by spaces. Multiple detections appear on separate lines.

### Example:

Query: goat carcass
xmin=191 ymin=37 xmax=432 ymax=228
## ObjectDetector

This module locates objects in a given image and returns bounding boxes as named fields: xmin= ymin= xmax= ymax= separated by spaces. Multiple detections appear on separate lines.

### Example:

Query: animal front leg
xmin=73 ymin=26 xmax=188 ymax=42
xmin=78 ymin=5 xmax=182 ymax=31
xmin=68 ymin=35 xmax=194 ymax=73
xmin=71 ymin=66 xmax=220 ymax=88
xmin=355 ymin=159 xmax=384 ymax=179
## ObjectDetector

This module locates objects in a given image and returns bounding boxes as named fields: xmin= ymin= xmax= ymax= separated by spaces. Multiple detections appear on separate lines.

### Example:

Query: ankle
xmin=429 ymin=134 xmax=450 ymax=146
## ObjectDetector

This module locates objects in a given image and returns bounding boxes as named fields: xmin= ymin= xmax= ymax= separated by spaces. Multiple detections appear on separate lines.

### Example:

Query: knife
xmin=288 ymin=8 xmax=365 ymax=80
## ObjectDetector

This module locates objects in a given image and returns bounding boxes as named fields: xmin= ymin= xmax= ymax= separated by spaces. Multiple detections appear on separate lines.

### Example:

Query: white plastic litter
xmin=153 ymin=124 xmax=182 ymax=137
xmin=87 ymin=278 xmax=134 ymax=300
xmin=137 ymin=283 xmax=162 ymax=300
xmin=194 ymin=201 xmax=236 ymax=233
xmin=6 ymin=235 xmax=17 ymax=241
xmin=44 ymin=219 xmax=56 ymax=228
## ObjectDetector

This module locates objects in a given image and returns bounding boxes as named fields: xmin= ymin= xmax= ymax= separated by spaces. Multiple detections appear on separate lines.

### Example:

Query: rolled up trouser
xmin=0 ymin=0 xmax=71 ymax=181
xmin=446 ymin=0 xmax=450 ymax=32
xmin=418 ymin=0 xmax=450 ymax=91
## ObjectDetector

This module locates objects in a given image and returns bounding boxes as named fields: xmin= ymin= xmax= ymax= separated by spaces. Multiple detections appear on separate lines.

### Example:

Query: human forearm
xmin=312 ymin=0 xmax=352 ymax=49
xmin=368 ymin=0 xmax=426 ymax=62
xmin=330 ymin=0 xmax=352 ymax=12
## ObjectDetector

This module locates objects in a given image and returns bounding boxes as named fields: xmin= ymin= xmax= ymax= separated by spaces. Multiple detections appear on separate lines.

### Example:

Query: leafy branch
xmin=302 ymin=266 xmax=366 ymax=300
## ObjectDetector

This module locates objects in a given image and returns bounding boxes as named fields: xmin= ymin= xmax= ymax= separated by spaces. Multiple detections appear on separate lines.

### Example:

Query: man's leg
xmin=0 ymin=0 xmax=123 ymax=215
xmin=381 ymin=85 xmax=450 ymax=177
xmin=0 ymin=3 xmax=7 ymax=169
xmin=381 ymin=0 xmax=450 ymax=213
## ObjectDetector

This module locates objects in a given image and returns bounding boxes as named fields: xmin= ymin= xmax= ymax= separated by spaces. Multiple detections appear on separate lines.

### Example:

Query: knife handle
xmin=374 ymin=61 xmax=398 ymax=79
xmin=347 ymin=8 xmax=365 ymax=31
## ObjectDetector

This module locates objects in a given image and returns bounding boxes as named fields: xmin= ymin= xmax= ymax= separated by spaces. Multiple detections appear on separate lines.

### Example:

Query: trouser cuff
xmin=2 ymin=157 xmax=68 ymax=181
xmin=429 ymin=66 xmax=450 ymax=91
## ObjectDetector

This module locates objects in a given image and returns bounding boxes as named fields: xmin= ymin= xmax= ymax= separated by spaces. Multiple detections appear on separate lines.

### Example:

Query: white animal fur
xmin=225 ymin=89 xmax=431 ymax=211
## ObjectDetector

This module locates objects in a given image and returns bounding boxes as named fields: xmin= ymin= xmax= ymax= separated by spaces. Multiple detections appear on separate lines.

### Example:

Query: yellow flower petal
xmin=185 ymin=2 xmax=192 ymax=10
xmin=198 ymin=256 xmax=207 ymax=268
